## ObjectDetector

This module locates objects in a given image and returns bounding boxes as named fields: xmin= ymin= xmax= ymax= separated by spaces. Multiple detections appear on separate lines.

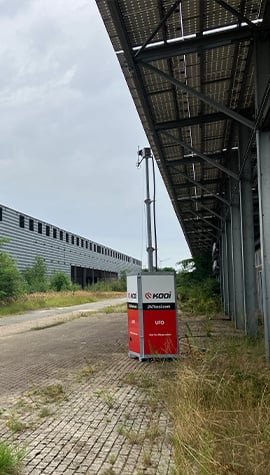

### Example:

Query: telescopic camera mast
xmin=137 ymin=147 xmax=155 ymax=272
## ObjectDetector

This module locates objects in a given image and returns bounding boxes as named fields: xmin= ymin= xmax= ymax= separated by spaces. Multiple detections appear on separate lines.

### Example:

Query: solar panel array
xmin=96 ymin=0 xmax=268 ymax=255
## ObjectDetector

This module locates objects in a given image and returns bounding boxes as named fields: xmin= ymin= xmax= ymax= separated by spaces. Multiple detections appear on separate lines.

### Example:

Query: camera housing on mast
xmin=138 ymin=147 xmax=151 ymax=158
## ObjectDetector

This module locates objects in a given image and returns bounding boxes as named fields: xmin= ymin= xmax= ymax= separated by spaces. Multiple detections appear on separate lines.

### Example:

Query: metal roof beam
xmin=165 ymin=150 xmax=237 ymax=165
xmin=142 ymin=62 xmax=255 ymax=129
xmin=190 ymin=198 xmax=224 ymax=221
xmin=174 ymin=178 xmax=218 ymax=189
xmin=177 ymin=192 xmax=219 ymax=202
xmin=134 ymin=0 xmax=181 ymax=57
xmin=186 ymin=209 xmax=221 ymax=232
xmin=177 ymin=194 xmax=217 ymax=202
xmin=213 ymin=0 xmax=257 ymax=29
xmin=172 ymin=168 xmax=230 ymax=206
xmin=164 ymin=154 xmax=222 ymax=165
xmin=135 ymin=26 xmax=254 ymax=62
xmin=162 ymin=130 xmax=239 ymax=180
xmin=155 ymin=112 xmax=226 ymax=129
xmin=187 ymin=226 xmax=217 ymax=240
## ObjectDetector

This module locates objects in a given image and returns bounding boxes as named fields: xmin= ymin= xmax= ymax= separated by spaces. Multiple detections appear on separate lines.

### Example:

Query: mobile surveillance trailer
xmin=127 ymin=272 xmax=178 ymax=361
xmin=127 ymin=147 xmax=179 ymax=360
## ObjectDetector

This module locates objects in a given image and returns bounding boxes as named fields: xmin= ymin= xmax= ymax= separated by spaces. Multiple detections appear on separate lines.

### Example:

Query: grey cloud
xmin=0 ymin=0 xmax=32 ymax=17
xmin=0 ymin=0 xmax=190 ymax=267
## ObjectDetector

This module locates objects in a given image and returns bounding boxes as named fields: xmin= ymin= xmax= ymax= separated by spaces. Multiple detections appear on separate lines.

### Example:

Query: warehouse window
xmin=38 ymin=222 xmax=42 ymax=234
xmin=66 ymin=233 xmax=69 ymax=243
xmin=97 ymin=245 xmax=101 ymax=253
xmin=46 ymin=225 xmax=50 ymax=237
xmin=89 ymin=242 xmax=92 ymax=251
xmin=76 ymin=237 xmax=79 ymax=246
xmin=29 ymin=219 xmax=34 ymax=231
xmin=94 ymin=244 xmax=96 ymax=252
xmin=53 ymin=228 xmax=57 ymax=239
xmin=71 ymin=235 xmax=74 ymax=245
xmin=19 ymin=215 xmax=25 ymax=228
xmin=0 ymin=207 xmax=2 ymax=221
xmin=85 ymin=241 xmax=88 ymax=249
xmin=60 ymin=230 xmax=63 ymax=241
xmin=81 ymin=239 xmax=84 ymax=248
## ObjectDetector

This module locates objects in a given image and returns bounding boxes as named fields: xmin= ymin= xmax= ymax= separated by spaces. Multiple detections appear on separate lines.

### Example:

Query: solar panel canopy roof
xmin=96 ymin=0 xmax=269 ymax=257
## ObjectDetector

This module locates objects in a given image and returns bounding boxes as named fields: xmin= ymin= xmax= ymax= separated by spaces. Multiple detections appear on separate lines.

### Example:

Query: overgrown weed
xmin=5 ymin=412 xmax=27 ymax=433
xmin=94 ymin=390 xmax=116 ymax=409
xmin=0 ymin=441 xmax=25 ymax=475
xmin=28 ymin=384 xmax=66 ymax=404
xmin=161 ymin=335 xmax=270 ymax=474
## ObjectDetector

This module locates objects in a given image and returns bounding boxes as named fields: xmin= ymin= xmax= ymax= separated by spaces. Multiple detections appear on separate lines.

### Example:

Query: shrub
xmin=22 ymin=256 xmax=48 ymax=293
xmin=49 ymin=272 xmax=71 ymax=291
xmin=89 ymin=271 xmax=127 ymax=292
xmin=0 ymin=239 xmax=23 ymax=301
xmin=176 ymin=255 xmax=221 ymax=315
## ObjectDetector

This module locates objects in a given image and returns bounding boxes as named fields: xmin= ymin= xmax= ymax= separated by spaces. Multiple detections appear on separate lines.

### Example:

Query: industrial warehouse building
xmin=0 ymin=204 xmax=142 ymax=287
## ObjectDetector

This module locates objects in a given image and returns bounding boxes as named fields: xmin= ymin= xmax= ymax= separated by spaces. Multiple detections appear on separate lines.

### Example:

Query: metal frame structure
xmin=95 ymin=1 xmax=270 ymax=359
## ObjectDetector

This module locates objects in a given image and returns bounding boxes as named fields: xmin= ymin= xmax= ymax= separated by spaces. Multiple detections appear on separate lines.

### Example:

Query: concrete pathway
xmin=0 ymin=298 xmax=126 ymax=338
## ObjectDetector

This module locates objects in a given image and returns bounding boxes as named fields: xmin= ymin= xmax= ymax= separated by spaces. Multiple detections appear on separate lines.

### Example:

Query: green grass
xmin=0 ymin=290 xmax=125 ymax=317
xmin=159 ymin=335 xmax=270 ymax=475
xmin=0 ymin=441 xmax=25 ymax=475
xmin=177 ymin=277 xmax=221 ymax=316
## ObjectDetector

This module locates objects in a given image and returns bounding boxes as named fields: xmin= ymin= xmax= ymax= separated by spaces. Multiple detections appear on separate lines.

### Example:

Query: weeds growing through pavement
xmin=107 ymin=454 xmax=116 ymax=465
xmin=5 ymin=413 xmax=27 ymax=433
xmin=117 ymin=426 xmax=143 ymax=445
xmin=116 ymin=422 xmax=162 ymax=446
xmin=28 ymin=384 xmax=65 ymax=404
xmin=99 ymin=469 xmax=116 ymax=475
xmin=38 ymin=407 xmax=52 ymax=418
xmin=122 ymin=370 xmax=155 ymax=390
xmin=76 ymin=365 xmax=95 ymax=382
xmin=94 ymin=390 xmax=116 ymax=409
xmin=142 ymin=451 xmax=152 ymax=468
xmin=0 ymin=441 xmax=25 ymax=475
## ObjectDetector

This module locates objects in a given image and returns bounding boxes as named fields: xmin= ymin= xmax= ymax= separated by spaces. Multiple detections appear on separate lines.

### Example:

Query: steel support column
xmin=229 ymin=156 xmax=245 ymax=329
xmin=239 ymin=125 xmax=257 ymax=337
xmin=225 ymin=208 xmax=233 ymax=319
xmin=221 ymin=222 xmax=230 ymax=316
xmin=255 ymin=34 xmax=270 ymax=361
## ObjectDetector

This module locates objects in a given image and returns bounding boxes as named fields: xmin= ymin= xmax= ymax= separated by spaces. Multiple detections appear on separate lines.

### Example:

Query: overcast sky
xmin=0 ymin=0 xmax=191 ymax=269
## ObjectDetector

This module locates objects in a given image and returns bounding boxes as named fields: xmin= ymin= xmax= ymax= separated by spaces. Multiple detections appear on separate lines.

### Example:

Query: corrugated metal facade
xmin=0 ymin=203 xmax=141 ymax=286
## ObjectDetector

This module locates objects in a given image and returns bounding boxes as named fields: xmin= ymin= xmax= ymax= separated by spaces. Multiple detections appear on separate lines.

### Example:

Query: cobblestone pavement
xmin=0 ymin=301 xmax=175 ymax=474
